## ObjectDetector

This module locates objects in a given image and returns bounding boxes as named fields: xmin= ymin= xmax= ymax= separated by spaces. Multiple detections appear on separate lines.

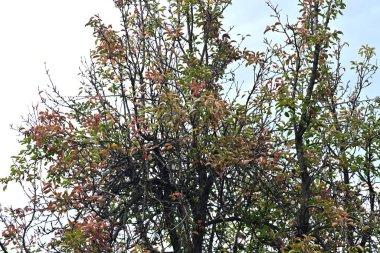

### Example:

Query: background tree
xmin=0 ymin=0 xmax=379 ymax=252
xmin=262 ymin=0 xmax=380 ymax=251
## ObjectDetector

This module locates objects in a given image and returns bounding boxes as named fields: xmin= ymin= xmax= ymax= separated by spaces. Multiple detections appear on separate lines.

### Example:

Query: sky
xmin=0 ymin=0 xmax=379 ymax=207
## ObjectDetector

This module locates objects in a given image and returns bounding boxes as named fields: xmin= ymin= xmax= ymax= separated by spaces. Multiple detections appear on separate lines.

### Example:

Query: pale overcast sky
xmin=0 ymin=0 xmax=379 ymax=206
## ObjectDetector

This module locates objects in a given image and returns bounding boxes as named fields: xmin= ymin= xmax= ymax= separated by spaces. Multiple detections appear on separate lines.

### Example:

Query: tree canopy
xmin=1 ymin=0 xmax=379 ymax=252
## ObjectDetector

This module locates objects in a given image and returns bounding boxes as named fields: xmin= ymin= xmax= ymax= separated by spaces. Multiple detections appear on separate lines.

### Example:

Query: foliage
xmin=0 ymin=0 xmax=379 ymax=252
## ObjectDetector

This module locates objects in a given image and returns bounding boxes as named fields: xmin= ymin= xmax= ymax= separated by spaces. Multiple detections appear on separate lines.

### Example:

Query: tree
xmin=1 ymin=0 xmax=379 ymax=252
xmin=263 ymin=1 xmax=380 ymax=251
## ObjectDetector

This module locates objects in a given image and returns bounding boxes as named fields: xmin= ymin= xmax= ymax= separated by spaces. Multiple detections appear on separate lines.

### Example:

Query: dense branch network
xmin=0 ymin=0 xmax=379 ymax=252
